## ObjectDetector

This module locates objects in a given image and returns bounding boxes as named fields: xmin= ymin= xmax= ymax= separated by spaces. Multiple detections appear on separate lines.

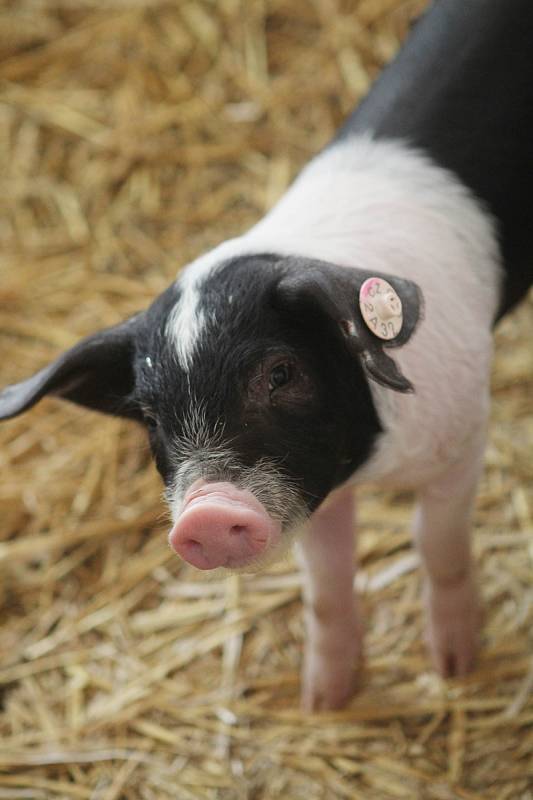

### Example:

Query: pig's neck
xmin=212 ymin=136 xmax=501 ymax=489
xmin=245 ymin=136 xmax=501 ymax=322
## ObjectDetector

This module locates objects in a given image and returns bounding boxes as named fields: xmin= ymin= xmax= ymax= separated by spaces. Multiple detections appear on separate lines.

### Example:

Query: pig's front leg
xmin=413 ymin=442 xmax=486 ymax=677
xmin=297 ymin=487 xmax=362 ymax=711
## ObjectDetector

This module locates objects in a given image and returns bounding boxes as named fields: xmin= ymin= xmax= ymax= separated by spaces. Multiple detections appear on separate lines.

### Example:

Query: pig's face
xmin=135 ymin=255 xmax=383 ymax=569
xmin=0 ymin=252 xmax=422 ymax=572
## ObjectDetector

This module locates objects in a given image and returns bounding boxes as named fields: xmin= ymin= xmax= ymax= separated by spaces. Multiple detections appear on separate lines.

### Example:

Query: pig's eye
xmin=269 ymin=362 xmax=292 ymax=392
xmin=247 ymin=353 xmax=315 ymax=409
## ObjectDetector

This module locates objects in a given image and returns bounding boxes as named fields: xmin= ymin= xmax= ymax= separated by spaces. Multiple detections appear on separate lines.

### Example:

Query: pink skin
xmin=297 ymin=487 xmax=362 ymax=711
xmin=169 ymin=481 xmax=281 ymax=570
xmin=413 ymin=440 xmax=485 ymax=677
xmin=297 ymin=438 xmax=485 ymax=712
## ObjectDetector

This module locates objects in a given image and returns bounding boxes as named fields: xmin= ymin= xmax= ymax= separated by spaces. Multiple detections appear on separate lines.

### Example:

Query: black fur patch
xmin=133 ymin=254 xmax=382 ymax=512
xmin=337 ymin=0 xmax=533 ymax=318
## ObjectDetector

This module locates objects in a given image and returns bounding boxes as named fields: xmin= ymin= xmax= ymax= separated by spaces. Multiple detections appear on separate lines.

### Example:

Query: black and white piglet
xmin=1 ymin=0 xmax=532 ymax=710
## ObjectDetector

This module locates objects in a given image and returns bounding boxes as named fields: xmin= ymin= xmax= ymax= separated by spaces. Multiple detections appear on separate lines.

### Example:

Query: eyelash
xmin=142 ymin=410 xmax=158 ymax=431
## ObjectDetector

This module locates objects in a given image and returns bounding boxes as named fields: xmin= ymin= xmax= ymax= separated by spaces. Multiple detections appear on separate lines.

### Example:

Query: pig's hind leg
xmin=297 ymin=487 xmax=362 ymax=711
xmin=413 ymin=440 xmax=486 ymax=678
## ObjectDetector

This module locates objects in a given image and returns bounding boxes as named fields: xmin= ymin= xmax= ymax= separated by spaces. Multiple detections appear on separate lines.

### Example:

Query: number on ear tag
xmin=359 ymin=277 xmax=403 ymax=341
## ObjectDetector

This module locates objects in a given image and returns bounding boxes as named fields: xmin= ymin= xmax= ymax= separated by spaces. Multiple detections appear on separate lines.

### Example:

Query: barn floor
xmin=1 ymin=1 xmax=532 ymax=798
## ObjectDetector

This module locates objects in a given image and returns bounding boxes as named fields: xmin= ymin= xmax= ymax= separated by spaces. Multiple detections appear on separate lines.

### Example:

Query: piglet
xmin=1 ymin=0 xmax=532 ymax=710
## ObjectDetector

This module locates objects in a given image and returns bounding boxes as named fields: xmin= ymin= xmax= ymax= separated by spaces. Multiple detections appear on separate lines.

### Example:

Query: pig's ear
xmin=0 ymin=315 xmax=145 ymax=421
xmin=275 ymin=259 xmax=423 ymax=393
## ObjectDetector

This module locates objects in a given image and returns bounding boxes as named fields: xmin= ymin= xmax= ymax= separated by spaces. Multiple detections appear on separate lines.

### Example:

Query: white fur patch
xmin=241 ymin=136 xmax=501 ymax=490
xmin=167 ymin=238 xmax=250 ymax=370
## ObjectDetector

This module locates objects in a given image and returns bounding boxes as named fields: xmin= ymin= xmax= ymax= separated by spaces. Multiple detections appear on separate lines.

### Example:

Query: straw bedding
xmin=0 ymin=1 xmax=532 ymax=797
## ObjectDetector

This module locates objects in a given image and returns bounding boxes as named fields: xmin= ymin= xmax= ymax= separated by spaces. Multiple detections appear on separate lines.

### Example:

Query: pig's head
xmin=0 ymin=253 xmax=422 ymax=572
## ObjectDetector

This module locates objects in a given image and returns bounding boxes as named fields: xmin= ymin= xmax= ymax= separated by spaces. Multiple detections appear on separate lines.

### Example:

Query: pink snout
xmin=169 ymin=482 xmax=281 ymax=570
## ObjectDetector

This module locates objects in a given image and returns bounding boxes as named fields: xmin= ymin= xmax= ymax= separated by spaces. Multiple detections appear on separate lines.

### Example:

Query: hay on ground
xmin=1 ymin=1 xmax=532 ymax=798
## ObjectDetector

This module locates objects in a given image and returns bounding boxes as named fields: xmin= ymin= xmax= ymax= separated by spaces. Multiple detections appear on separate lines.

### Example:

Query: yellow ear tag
xmin=359 ymin=277 xmax=403 ymax=341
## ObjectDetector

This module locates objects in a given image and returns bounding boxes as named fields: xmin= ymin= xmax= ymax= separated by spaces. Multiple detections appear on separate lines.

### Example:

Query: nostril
xmin=184 ymin=538 xmax=204 ymax=556
xmin=230 ymin=525 xmax=247 ymax=536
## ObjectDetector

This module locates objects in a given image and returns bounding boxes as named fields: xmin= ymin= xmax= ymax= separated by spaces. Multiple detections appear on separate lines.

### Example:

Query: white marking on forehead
xmin=169 ymin=273 xmax=207 ymax=371
xmin=167 ymin=238 xmax=251 ymax=370
xmin=145 ymin=356 xmax=153 ymax=368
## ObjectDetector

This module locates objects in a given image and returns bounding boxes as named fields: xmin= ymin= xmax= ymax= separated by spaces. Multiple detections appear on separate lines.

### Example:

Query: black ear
xmin=275 ymin=257 xmax=423 ymax=393
xmin=0 ymin=314 xmax=145 ymax=421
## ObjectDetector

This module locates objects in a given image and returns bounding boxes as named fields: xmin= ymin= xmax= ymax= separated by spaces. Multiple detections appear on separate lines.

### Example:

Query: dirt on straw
xmin=0 ymin=1 xmax=532 ymax=798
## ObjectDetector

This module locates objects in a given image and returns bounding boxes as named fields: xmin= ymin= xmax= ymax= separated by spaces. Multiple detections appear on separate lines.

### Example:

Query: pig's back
xmin=338 ymin=0 xmax=533 ymax=318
